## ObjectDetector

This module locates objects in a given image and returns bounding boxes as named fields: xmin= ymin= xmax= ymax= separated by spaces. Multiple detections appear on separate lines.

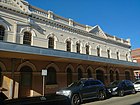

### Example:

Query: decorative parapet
xmin=48 ymin=10 xmax=53 ymax=20
xmin=105 ymin=33 xmax=131 ymax=46
xmin=29 ymin=5 xmax=48 ymax=18
xmin=69 ymin=18 xmax=73 ymax=26
xmin=0 ymin=0 xmax=31 ymax=14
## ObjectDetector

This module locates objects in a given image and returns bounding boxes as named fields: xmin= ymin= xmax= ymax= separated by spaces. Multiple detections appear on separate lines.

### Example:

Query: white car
xmin=133 ymin=81 xmax=140 ymax=92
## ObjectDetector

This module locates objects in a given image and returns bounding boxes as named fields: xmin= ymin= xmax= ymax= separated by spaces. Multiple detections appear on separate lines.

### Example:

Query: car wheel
xmin=118 ymin=90 xmax=124 ymax=97
xmin=71 ymin=94 xmax=81 ymax=105
xmin=98 ymin=91 xmax=106 ymax=100
xmin=132 ymin=89 xmax=136 ymax=94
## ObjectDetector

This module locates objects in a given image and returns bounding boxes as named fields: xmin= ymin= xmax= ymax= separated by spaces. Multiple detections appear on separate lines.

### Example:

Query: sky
xmin=26 ymin=0 xmax=140 ymax=49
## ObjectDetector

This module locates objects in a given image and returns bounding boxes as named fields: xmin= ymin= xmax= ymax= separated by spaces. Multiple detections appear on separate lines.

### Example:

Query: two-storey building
xmin=0 ymin=0 xmax=140 ymax=98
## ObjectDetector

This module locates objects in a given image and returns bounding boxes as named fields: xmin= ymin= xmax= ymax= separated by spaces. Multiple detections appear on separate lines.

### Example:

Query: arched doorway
xmin=87 ymin=69 xmax=92 ymax=78
xmin=19 ymin=66 xmax=32 ymax=98
xmin=46 ymin=67 xmax=57 ymax=85
xmin=0 ymin=67 xmax=2 ymax=87
xmin=110 ymin=70 xmax=114 ymax=82
xmin=67 ymin=68 xmax=72 ymax=86
xmin=78 ymin=68 xmax=83 ymax=80
xmin=116 ymin=71 xmax=119 ymax=80
xmin=96 ymin=70 xmax=104 ymax=83
xmin=125 ymin=71 xmax=130 ymax=80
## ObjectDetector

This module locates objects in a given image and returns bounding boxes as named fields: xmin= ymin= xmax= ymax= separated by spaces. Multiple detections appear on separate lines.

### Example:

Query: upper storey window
xmin=66 ymin=40 xmax=71 ymax=52
xmin=23 ymin=32 xmax=32 ymax=45
xmin=126 ymin=54 xmax=128 ymax=61
xmin=117 ymin=52 xmax=119 ymax=60
xmin=86 ymin=45 xmax=89 ymax=55
xmin=107 ymin=49 xmax=110 ymax=58
xmin=97 ymin=47 xmax=100 ymax=57
xmin=76 ymin=42 xmax=80 ymax=53
xmin=48 ymin=37 xmax=54 ymax=49
xmin=0 ymin=25 xmax=5 ymax=41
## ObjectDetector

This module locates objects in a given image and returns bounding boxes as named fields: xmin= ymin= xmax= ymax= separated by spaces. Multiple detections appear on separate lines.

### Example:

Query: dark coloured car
xmin=56 ymin=78 xmax=106 ymax=105
xmin=4 ymin=94 xmax=71 ymax=105
xmin=107 ymin=80 xmax=136 ymax=97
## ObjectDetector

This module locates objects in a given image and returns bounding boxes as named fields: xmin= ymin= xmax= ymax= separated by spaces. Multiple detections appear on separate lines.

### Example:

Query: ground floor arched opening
xmin=19 ymin=66 xmax=32 ymax=98
xmin=96 ymin=70 xmax=105 ymax=83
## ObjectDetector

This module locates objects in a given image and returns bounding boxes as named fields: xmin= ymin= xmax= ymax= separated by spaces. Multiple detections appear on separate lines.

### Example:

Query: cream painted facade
xmin=0 ymin=0 xmax=140 ymax=99
xmin=0 ymin=0 xmax=131 ymax=61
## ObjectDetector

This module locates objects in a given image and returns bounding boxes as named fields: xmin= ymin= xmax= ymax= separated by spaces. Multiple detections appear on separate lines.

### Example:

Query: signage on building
xmin=42 ymin=69 xmax=47 ymax=76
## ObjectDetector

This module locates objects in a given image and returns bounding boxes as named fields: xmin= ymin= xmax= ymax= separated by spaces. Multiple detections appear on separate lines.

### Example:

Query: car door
xmin=80 ymin=80 xmax=91 ymax=99
xmin=121 ymin=81 xmax=128 ymax=93
xmin=89 ymin=80 xmax=101 ymax=98
xmin=124 ymin=80 xmax=133 ymax=93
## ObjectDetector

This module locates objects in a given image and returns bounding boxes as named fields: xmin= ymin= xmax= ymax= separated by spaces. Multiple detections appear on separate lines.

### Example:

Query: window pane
xmin=23 ymin=32 xmax=31 ymax=45
xmin=76 ymin=43 xmax=80 ymax=53
xmin=48 ymin=37 xmax=54 ymax=49
xmin=86 ymin=45 xmax=89 ymax=55
xmin=97 ymin=48 xmax=100 ymax=56
xmin=67 ymin=41 xmax=71 ymax=52
xmin=0 ymin=26 xmax=5 ymax=40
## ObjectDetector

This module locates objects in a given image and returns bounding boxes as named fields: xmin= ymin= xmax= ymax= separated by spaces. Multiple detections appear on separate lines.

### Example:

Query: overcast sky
xmin=26 ymin=0 xmax=140 ymax=49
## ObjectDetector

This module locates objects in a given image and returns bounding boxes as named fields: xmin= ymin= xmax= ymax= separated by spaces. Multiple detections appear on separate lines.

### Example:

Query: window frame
xmin=76 ymin=42 xmax=80 ymax=53
xmin=48 ymin=37 xmax=54 ymax=49
xmin=23 ymin=32 xmax=32 ymax=45
xmin=66 ymin=40 xmax=71 ymax=52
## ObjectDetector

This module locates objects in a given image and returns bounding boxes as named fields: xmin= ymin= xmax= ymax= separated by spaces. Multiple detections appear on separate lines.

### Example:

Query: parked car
xmin=133 ymin=80 xmax=140 ymax=92
xmin=4 ymin=94 xmax=71 ymax=105
xmin=107 ymin=80 xmax=136 ymax=97
xmin=56 ymin=78 xmax=106 ymax=105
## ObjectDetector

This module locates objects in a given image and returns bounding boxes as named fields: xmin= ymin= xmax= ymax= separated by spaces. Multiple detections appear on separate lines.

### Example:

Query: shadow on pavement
xmin=132 ymin=102 xmax=140 ymax=105
xmin=82 ymin=96 xmax=112 ymax=104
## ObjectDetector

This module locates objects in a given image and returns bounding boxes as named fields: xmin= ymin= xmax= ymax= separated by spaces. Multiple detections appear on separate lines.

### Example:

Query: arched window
xmin=78 ymin=68 xmax=83 ymax=80
xmin=116 ymin=71 xmax=119 ymax=80
xmin=86 ymin=45 xmax=89 ymax=55
xmin=0 ymin=25 xmax=5 ymax=40
xmin=67 ymin=68 xmax=72 ymax=86
xmin=110 ymin=70 xmax=114 ymax=82
xmin=107 ymin=49 xmax=110 ymax=58
xmin=48 ymin=37 xmax=54 ymax=49
xmin=126 ymin=54 xmax=128 ymax=61
xmin=87 ymin=69 xmax=92 ymax=78
xmin=23 ymin=32 xmax=32 ymax=45
xmin=97 ymin=47 xmax=100 ymax=57
xmin=117 ymin=52 xmax=119 ymax=60
xmin=125 ymin=71 xmax=130 ymax=80
xmin=0 ymin=67 xmax=2 ymax=87
xmin=46 ymin=67 xmax=57 ymax=85
xmin=76 ymin=42 xmax=80 ymax=53
xmin=66 ymin=40 xmax=71 ymax=52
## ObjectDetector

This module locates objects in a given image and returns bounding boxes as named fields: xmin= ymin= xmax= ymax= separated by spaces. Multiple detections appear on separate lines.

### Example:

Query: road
xmin=82 ymin=92 xmax=140 ymax=105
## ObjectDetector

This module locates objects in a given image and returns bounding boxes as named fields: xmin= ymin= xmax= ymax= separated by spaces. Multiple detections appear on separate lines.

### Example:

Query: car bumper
xmin=135 ymin=87 xmax=140 ymax=92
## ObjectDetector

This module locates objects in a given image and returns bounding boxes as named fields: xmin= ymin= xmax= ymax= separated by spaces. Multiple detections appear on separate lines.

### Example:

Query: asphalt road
xmin=82 ymin=92 xmax=140 ymax=105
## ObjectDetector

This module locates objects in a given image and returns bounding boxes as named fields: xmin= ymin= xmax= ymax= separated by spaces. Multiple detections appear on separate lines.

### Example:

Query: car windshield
xmin=110 ymin=81 xmax=121 ymax=87
xmin=68 ymin=80 xmax=82 ymax=87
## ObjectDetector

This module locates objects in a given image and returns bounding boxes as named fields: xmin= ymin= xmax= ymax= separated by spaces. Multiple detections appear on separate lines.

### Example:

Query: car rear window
xmin=90 ymin=80 xmax=101 ymax=85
